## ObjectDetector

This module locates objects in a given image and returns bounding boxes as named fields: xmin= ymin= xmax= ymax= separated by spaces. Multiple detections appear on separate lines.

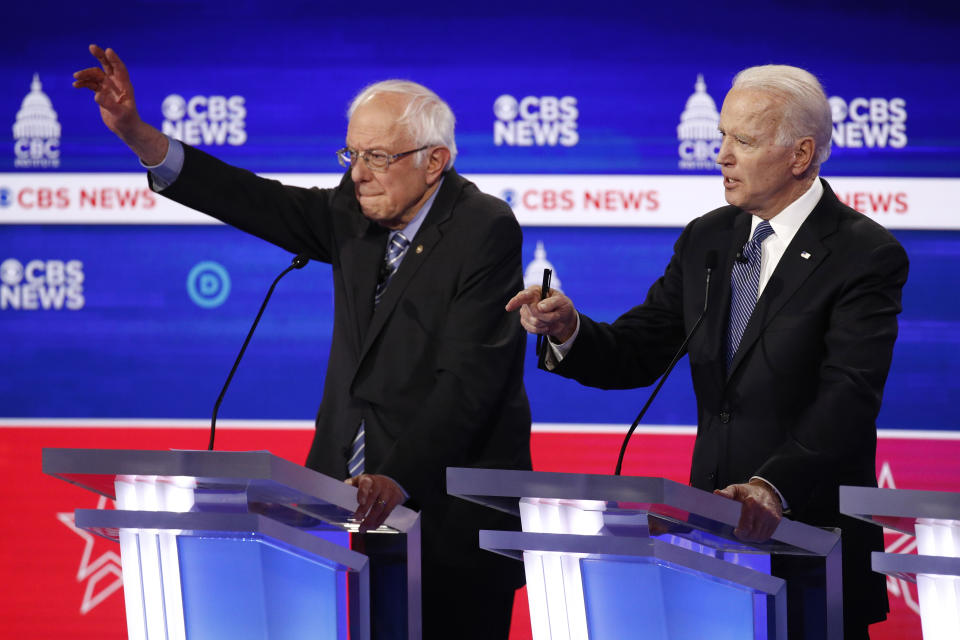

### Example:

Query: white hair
xmin=348 ymin=80 xmax=457 ymax=171
xmin=732 ymin=64 xmax=833 ymax=171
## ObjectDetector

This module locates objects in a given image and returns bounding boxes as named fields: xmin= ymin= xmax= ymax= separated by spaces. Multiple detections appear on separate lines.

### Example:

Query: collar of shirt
xmin=391 ymin=176 xmax=444 ymax=248
xmin=753 ymin=177 xmax=823 ymax=295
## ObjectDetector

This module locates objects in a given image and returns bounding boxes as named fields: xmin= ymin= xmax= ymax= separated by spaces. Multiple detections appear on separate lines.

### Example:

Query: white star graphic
xmin=877 ymin=460 xmax=921 ymax=616
xmin=56 ymin=495 xmax=124 ymax=614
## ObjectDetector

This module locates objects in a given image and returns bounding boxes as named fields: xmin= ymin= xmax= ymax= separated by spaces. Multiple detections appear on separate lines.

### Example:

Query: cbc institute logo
xmin=12 ymin=74 xmax=61 ymax=169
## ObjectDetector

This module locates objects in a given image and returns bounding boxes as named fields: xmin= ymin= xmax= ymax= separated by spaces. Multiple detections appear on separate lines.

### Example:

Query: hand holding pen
xmin=535 ymin=268 xmax=552 ymax=361
xmin=505 ymin=271 xmax=579 ymax=364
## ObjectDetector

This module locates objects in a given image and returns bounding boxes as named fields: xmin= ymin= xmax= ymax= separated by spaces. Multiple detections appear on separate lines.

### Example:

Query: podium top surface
xmin=43 ymin=448 xmax=418 ymax=533
xmin=840 ymin=485 xmax=960 ymax=536
xmin=447 ymin=467 xmax=840 ymax=557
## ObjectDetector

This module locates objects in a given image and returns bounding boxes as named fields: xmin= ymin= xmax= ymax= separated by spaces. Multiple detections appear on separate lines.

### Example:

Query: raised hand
xmin=73 ymin=45 xmax=167 ymax=164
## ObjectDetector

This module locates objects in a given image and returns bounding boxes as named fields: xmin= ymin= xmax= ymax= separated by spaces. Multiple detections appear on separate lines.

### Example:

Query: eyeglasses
xmin=336 ymin=146 xmax=428 ymax=172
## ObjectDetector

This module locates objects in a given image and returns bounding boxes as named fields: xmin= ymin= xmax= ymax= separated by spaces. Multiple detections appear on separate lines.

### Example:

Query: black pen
xmin=535 ymin=268 xmax=552 ymax=363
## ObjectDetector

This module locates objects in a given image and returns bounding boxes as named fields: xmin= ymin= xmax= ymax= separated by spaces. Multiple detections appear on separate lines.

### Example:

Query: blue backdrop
xmin=1 ymin=1 xmax=958 ymax=434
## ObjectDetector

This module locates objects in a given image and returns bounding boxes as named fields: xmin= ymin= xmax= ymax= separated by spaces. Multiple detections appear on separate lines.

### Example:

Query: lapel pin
xmin=415 ymin=245 xmax=423 ymax=254
xmin=800 ymin=251 xmax=811 ymax=260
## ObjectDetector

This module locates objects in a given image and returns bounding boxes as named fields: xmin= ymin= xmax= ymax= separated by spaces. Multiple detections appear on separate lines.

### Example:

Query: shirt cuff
xmin=548 ymin=312 xmax=581 ymax=364
xmin=142 ymin=136 xmax=184 ymax=191
xmin=750 ymin=476 xmax=789 ymax=510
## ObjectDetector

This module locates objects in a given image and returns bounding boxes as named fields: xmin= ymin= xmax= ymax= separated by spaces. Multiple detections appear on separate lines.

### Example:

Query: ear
xmin=791 ymin=137 xmax=815 ymax=176
xmin=425 ymin=146 xmax=451 ymax=184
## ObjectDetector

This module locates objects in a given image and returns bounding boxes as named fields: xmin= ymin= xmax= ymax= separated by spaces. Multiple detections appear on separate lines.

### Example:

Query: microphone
xmin=614 ymin=250 xmax=717 ymax=476
xmin=208 ymin=254 xmax=310 ymax=451
xmin=735 ymin=248 xmax=748 ymax=264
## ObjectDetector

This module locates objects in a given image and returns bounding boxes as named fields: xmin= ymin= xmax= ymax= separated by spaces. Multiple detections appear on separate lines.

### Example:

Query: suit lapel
xmin=703 ymin=211 xmax=750 ymax=390
xmin=726 ymin=181 xmax=838 ymax=378
xmin=356 ymin=171 xmax=463 ymax=365
xmin=335 ymin=177 xmax=388 ymax=348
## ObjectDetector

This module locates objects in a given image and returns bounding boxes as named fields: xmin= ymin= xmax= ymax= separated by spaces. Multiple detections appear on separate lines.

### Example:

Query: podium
xmin=42 ymin=448 xmax=421 ymax=640
xmin=840 ymin=486 xmax=960 ymax=640
xmin=448 ymin=468 xmax=843 ymax=640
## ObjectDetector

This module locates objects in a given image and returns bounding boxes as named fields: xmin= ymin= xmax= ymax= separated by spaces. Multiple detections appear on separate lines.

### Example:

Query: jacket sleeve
xmin=551 ymin=219 xmax=696 ymax=389
xmin=156 ymin=143 xmax=341 ymax=263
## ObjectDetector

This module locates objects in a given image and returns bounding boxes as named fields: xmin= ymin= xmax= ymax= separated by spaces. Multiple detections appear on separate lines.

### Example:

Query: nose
xmin=351 ymin=159 xmax=371 ymax=183
xmin=716 ymin=136 xmax=734 ymax=167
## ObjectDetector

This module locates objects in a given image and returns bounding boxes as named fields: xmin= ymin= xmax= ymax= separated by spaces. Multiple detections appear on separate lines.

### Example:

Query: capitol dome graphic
xmin=14 ymin=74 xmax=60 ymax=139
xmin=677 ymin=74 xmax=721 ymax=170
xmin=13 ymin=73 xmax=61 ymax=168
xmin=523 ymin=241 xmax=562 ymax=292
xmin=677 ymin=74 xmax=720 ymax=140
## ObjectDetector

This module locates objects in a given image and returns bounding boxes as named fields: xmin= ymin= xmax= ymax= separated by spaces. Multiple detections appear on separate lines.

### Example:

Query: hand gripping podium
xmin=448 ymin=468 xmax=843 ymax=640
xmin=42 ymin=448 xmax=421 ymax=640
xmin=840 ymin=486 xmax=960 ymax=640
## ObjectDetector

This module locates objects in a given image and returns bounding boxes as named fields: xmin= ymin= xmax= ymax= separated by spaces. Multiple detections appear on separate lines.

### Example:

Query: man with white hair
xmin=509 ymin=64 xmax=907 ymax=639
xmin=76 ymin=45 xmax=530 ymax=639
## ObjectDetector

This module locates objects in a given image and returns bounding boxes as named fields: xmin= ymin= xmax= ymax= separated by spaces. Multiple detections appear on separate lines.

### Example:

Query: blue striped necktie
xmin=374 ymin=232 xmax=410 ymax=307
xmin=348 ymin=232 xmax=411 ymax=477
xmin=726 ymin=220 xmax=774 ymax=371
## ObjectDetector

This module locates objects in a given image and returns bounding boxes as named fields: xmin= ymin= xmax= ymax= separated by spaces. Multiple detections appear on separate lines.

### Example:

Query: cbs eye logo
xmin=493 ymin=94 xmax=579 ymax=147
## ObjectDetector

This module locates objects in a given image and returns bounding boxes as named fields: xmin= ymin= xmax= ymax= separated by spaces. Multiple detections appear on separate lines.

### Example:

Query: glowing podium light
xmin=915 ymin=518 xmax=960 ymax=640
xmin=841 ymin=486 xmax=960 ymax=640
xmin=520 ymin=498 xmax=602 ymax=640
xmin=116 ymin=475 xmax=196 ymax=640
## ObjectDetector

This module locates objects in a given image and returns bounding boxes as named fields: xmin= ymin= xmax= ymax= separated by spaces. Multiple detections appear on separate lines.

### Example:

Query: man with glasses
xmin=75 ymin=45 xmax=531 ymax=639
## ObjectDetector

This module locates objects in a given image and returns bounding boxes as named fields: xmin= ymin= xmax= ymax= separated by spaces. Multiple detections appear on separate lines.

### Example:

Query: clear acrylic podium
xmin=448 ymin=468 xmax=843 ymax=640
xmin=42 ymin=448 xmax=421 ymax=640
xmin=840 ymin=486 xmax=960 ymax=640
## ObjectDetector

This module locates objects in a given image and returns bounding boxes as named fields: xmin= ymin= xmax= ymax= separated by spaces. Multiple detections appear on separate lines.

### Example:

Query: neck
xmin=756 ymin=174 xmax=818 ymax=220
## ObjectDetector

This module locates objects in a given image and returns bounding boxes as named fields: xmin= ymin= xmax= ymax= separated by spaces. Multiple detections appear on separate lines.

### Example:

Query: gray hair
xmin=348 ymin=80 xmax=457 ymax=171
xmin=732 ymin=65 xmax=832 ymax=171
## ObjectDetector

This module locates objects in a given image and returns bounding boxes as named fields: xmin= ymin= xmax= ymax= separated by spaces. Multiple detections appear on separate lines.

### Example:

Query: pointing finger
xmin=505 ymin=286 xmax=541 ymax=312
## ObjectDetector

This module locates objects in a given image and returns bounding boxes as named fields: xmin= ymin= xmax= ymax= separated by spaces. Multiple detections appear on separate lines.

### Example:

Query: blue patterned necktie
xmin=374 ymin=232 xmax=410 ymax=307
xmin=726 ymin=220 xmax=774 ymax=371
xmin=349 ymin=232 xmax=411 ymax=477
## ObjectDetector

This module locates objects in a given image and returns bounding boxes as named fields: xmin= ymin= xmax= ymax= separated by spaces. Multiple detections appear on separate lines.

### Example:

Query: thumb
xmin=714 ymin=485 xmax=740 ymax=500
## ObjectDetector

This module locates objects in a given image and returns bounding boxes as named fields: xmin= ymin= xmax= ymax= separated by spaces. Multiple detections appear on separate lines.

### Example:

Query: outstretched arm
xmin=73 ymin=44 xmax=168 ymax=165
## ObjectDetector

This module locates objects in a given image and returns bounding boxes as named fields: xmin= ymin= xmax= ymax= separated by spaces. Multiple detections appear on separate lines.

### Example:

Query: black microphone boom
xmin=614 ymin=250 xmax=717 ymax=476
xmin=208 ymin=254 xmax=310 ymax=451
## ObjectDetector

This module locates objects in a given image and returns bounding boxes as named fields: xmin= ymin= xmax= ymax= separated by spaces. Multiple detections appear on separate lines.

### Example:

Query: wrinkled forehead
xmin=346 ymin=92 xmax=413 ymax=149
xmin=720 ymin=88 xmax=785 ymax=134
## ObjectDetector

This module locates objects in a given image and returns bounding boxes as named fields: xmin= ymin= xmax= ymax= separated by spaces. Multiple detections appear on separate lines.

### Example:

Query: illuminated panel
xmin=915 ymin=519 xmax=960 ymax=640
xmin=114 ymin=475 xmax=194 ymax=640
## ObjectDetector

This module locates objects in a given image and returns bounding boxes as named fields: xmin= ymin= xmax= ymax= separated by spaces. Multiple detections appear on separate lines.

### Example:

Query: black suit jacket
xmin=159 ymin=145 xmax=531 ymax=579
xmin=554 ymin=179 xmax=907 ymax=626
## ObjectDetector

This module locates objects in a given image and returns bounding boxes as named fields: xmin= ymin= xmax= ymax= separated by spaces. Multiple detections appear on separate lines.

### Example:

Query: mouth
xmin=722 ymin=175 xmax=738 ymax=188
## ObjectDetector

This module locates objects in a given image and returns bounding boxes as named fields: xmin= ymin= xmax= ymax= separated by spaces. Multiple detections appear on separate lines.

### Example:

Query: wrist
xmin=120 ymin=121 xmax=168 ymax=166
